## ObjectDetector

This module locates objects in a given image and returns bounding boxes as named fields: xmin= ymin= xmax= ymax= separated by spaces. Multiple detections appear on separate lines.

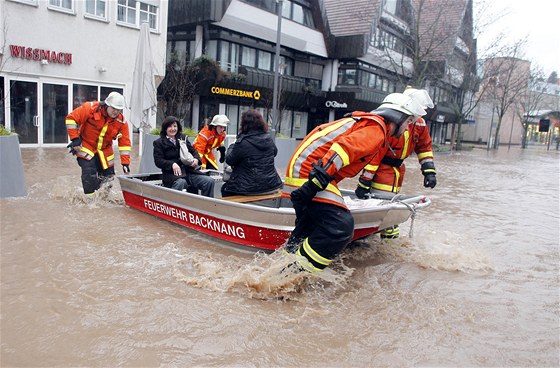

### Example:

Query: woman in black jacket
xmin=153 ymin=116 xmax=215 ymax=197
xmin=221 ymin=109 xmax=282 ymax=197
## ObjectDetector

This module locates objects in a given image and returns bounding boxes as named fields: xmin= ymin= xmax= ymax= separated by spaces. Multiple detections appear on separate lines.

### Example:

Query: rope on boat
xmin=389 ymin=194 xmax=418 ymax=238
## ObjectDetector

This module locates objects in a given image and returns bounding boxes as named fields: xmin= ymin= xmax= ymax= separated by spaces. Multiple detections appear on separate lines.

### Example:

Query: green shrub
xmin=149 ymin=127 xmax=197 ymax=138
xmin=183 ymin=128 xmax=197 ymax=138
xmin=0 ymin=125 xmax=14 ymax=136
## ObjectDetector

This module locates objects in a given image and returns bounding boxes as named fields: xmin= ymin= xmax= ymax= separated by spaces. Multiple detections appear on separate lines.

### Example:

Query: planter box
xmin=0 ymin=134 xmax=27 ymax=198
xmin=274 ymin=137 xmax=298 ymax=170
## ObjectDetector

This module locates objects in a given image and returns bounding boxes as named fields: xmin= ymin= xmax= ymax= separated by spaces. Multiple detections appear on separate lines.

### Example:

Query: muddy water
xmin=1 ymin=145 xmax=558 ymax=367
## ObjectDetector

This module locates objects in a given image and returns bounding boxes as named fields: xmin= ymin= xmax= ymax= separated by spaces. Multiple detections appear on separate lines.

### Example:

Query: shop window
xmin=73 ymin=84 xmax=97 ymax=109
xmin=226 ymin=105 xmax=239 ymax=136
xmin=117 ymin=0 xmax=158 ymax=30
xmin=85 ymin=0 xmax=106 ymax=19
xmin=100 ymin=87 xmax=123 ymax=102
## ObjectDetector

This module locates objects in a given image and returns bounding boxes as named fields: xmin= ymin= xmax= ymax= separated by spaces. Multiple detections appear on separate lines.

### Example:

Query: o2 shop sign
xmin=325 ymin=100 xmax=348 ymax=108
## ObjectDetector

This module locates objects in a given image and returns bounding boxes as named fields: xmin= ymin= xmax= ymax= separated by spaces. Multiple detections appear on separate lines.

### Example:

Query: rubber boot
xmin=380 ymin=225 xmax=399 ymax=239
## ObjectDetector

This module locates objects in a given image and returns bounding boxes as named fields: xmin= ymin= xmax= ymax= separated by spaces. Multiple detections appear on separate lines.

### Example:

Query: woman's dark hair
xmin=161 ymin=116 xmax=182 ymax=138
xmin=240 ymin=109 xmax=267 ymax=135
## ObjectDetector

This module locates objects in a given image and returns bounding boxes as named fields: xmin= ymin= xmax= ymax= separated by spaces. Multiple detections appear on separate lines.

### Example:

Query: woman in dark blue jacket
xmin=221 ymin=109 xmax=282 ymax=197
xmin=153 ymin=116 xmax=215 ymax=197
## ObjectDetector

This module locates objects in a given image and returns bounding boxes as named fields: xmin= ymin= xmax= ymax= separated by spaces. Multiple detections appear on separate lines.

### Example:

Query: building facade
xmin=0 ymin=0 xmax=168 ymax=147
xmin=166 ymin=0 xmax=477 ymax=142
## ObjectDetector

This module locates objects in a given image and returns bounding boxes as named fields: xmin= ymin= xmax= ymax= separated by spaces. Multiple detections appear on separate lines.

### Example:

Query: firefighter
xmin=355 ymin=88 xmax=437 ymax=239
xmin=193 ymin=114 xmax=229 ymax=170
xmin=282 ymin=93 xmax=427 ymax=273
xmin=66 ymin=92 xmax=131 ymax=196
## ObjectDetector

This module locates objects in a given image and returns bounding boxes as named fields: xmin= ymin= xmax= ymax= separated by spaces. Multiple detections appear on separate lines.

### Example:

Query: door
xmin=10 ymin=80 xmax=38 ymax=144
xmin=42 ymin=83 xmax=69 ymax=145
xmin=8 ymin=80 xmax=69 ymax=146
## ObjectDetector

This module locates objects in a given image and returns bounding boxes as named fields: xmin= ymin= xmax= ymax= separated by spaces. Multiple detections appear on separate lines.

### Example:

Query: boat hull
xmin=118 ymin=173 xmax=431 ymax=251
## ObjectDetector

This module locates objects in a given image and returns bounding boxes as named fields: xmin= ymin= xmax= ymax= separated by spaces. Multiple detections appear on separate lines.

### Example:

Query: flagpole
xmin=271 ymin=0 xmax=283 ymax=130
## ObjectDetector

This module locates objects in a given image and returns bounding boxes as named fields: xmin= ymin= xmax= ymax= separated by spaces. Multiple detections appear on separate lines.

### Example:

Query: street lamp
xmin=271 ymin=0 xmax=283 ymax=131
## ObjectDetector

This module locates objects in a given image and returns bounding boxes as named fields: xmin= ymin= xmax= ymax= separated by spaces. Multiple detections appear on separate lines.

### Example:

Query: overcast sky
xmin=474 ymin=0 xmax=559 ymax=77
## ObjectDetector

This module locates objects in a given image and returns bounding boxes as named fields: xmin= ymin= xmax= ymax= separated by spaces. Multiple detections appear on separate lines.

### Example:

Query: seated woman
xmin=221 ymin=109 xmax=282 ymax=197
xmin=153 ymin=116 xmax=215 ymax=197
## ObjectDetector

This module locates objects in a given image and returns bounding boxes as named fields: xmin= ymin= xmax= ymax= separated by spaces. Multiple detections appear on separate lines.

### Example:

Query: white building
xmin=0 ymin=0 xmax=168 ymax=147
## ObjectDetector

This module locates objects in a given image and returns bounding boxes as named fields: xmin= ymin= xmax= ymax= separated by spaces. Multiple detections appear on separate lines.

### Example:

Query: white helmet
xmin=379 ymin=93 xmax=427 ymax=117
xmin=403 ymin=87 xmax=434 ymax=109
xmin=210 ymin=114 xmax=229 ymax=127
xmin=105 ymin=92 xmax=125 ymax=110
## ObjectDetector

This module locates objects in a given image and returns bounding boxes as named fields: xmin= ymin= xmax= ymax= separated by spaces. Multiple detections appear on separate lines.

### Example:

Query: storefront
xmin=1 ymin=74 xmax=123 ymax=147
xmin=0 ymin=0 xmax=168 ymax=148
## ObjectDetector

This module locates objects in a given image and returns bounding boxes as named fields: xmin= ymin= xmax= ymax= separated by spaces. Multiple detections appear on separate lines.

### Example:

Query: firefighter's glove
xmin=218 ymin=146 xmax=226 ymax=163
xmin=355 ymin=185 xmax=370 ymax=199
xmin=308 ymin=159 xmax=334 ymax=190
xmin=122 ymin=164 xmax=130 ymax=174
xmin=421 ymin=162 xmax=436 ymax=188
xmin=67 ymin=137 xmax=82 ymax=154
xmin=290 ymin=181 xmax=319 ymax=209
xmin=423 ymin=173 xmax=436 ymax=188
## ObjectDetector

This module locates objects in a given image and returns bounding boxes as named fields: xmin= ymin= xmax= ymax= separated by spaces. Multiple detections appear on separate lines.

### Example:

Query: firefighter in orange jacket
xmin=193 ymin=114 xmax=229 ymax=170
xmin=355 ymin=88 xmax=437 ymax=239
xmin=283 ymin=93 xmax=427 ymax=272
xmin=66 ymin=92 xmax=131 ymax=196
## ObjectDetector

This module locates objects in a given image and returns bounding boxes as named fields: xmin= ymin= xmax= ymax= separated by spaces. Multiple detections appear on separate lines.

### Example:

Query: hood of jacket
xmin=237 ymin=131 xmax=273 ymax=151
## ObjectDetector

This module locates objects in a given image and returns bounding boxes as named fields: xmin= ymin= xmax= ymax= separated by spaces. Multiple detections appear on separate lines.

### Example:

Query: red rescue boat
xmin=118 ymin=172 xmax=431 ymax=251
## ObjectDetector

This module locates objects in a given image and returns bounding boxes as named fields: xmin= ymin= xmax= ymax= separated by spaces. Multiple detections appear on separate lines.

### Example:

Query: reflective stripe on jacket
xmin=65 ymin=101 xmax=131 ymax=169
xmin=372 ymin=117 xmax=434 ymax=193
xmin=283 ymin=112 xmax=388 ymax=209
xmin=193 ymin=125 xmax=225 ymax=169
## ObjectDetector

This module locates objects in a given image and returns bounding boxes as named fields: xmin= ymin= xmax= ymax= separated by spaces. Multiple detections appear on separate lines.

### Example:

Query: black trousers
xmin=287 ymin=201 xmax=354 ymax=269
xmin=77 ymin=156 xmax=114 ymax=194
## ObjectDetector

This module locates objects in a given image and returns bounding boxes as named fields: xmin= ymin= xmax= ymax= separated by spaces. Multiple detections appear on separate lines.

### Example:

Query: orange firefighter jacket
xmin=193 ymin=125 xmax=226 ymax=169
xmin=283 ymin=112 xmax=389 ymax=209
xmin=369 ymin=117 xmax=434 ymax=193
xmin=65 ymin=101 xmax=131 ymax=170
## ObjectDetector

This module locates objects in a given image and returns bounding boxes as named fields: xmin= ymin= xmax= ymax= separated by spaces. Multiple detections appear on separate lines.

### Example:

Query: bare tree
xmin=158 ymin=53 xmax=222 ymax=129
xmin=514 ymin=67 xmax=547 ymax=148
xmin=481 ymin=44 xmax=530 ymax=149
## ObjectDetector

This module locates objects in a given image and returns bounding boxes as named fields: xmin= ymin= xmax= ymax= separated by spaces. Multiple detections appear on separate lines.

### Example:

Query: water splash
xmin=344 ymin=231 xmax=494 ymax=273
xmin=173 ymin=248 xmax=354 ymax=301
xmin=31 ymin=175 xmax=124 ymax=207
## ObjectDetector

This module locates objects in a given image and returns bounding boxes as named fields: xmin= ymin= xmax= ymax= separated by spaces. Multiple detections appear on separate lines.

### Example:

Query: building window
xmin=241 ymin=47 xmax=257 ymax=68
xmin=8 ymin=0 xmax=38 ymax=6
xmin=279 ymin=56 xmax=293 ymax=76
xmin=85 ymin=0 xmax=106 ymax=18
xmin=48 ymin=0 xmax=73 ymax=12
xmin=384 ymin=0 xmax=397 ymax=14
xmin=338 ymin=69 xmax=357 ymax=85
xmin=280 ymin=0 xmax=315 ymax=28
xmin=258 ymin=50 xmax=272 ymax=71
xmin=117 ymin=0 xmax=158 ymax=30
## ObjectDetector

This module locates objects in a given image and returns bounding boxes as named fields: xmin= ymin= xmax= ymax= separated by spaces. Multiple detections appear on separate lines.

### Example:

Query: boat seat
xmin=221 ymin=190 xmax=282 ymax=203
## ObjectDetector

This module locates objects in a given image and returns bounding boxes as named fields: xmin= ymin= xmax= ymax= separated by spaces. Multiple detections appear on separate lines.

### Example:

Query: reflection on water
xmin=1 ymin=146 xmax=559 ymax=367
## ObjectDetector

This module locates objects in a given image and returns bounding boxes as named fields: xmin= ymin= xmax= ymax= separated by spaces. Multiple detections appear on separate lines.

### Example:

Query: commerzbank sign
xmin=211 ymin=86 xmax=261 ymax=101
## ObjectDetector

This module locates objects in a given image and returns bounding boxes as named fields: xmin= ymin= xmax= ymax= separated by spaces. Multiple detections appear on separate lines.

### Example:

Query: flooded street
xmin=1 ymin=144 xmax=559 ymax=367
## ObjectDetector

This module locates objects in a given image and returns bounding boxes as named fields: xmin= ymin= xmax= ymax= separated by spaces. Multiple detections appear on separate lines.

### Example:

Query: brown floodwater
xmin=1 ymin=144 xmax=559 ymax=367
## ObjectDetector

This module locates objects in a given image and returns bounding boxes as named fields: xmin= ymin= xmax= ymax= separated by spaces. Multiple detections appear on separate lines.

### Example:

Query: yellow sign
xmin=211 ymin=86 xmax=260 ymax=100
